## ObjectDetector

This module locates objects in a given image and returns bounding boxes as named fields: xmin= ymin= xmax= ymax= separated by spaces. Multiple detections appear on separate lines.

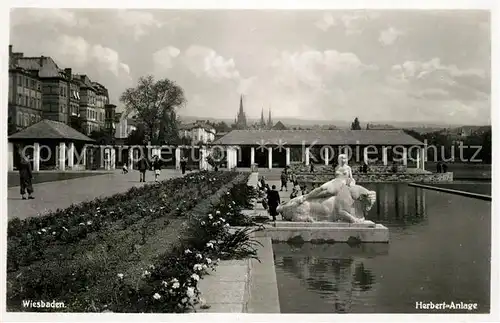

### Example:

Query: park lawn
xmin=7 ymin=171 xmax=254 ymax=312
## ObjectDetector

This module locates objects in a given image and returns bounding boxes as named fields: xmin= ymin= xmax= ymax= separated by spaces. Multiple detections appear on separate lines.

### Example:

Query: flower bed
xmin=7 ymin=171 xmax=260 ymax=313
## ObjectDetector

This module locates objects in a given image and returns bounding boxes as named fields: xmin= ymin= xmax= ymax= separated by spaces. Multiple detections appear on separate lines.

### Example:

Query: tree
xmin=120 ymin=75 xmax=186 ymax=145
xmin=351 ymin=117 xmax=361 ymax=130
xmin=90 ymin=129 xmax=114 ymax=145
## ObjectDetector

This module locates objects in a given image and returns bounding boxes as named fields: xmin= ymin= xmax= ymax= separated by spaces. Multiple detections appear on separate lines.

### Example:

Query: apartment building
xmin=8 ymin=45 xmax=114 ymax=136
xmin=179 ymin=122 xmax=216 ymax=144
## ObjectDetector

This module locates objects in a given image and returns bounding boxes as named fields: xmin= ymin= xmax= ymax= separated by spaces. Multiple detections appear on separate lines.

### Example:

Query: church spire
xmin=268 ymin=108 xmax=273 ymax=128
xmin=239 ymin=95 xmax=244 ymax=114
xmin=260 ymin=108 xmax=266 ymax=127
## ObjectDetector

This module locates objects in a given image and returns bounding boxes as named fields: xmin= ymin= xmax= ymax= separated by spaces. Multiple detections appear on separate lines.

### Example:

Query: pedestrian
xmin=137 ymin=155 xmax=149 ymax=182
xmin=280 ymin=170 xmax=288 ymax=191
xmin=290 ymin=181 xmax=302 ymax=199
xmin=122 ymin=163 xmax=129 ymax=174
xmin=180 ymin=157 xmax=187 ymax=175
xmin=310 ymin=162 xmax=315 ymax=173
xmin=260 ymin=176 xmax=266 ymax=190
xmin=152 ymin=155 xmax=162 ymax=182
xmin=267 ymin=184 xmax=281 ymax=222
xmin=436 ymin=161 xmax=442 ymax=173
xmin=442 ymin=162 xmax=448 ymax=173
xmin=19 ymin=150 xmax=34 ymax=200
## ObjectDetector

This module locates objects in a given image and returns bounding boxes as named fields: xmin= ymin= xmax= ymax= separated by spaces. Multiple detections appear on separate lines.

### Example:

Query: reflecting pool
xmin=273 ymin=183 xmax=491 ymax=313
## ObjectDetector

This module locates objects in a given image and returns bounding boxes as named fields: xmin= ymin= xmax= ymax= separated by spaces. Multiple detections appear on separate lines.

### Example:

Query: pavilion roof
xmin=8 ymin=119 xmax=95 ymax=142
xmin=212 ymin=129 xmax=424 ymax=146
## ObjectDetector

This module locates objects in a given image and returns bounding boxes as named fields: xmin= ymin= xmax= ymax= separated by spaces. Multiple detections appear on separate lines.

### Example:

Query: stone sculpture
xmin=277 ymin=154 xmax=376 ymax=223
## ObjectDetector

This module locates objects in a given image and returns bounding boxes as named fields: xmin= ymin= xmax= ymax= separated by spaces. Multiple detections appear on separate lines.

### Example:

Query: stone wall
xmin=289 ymin=163 xmax=408 ymax=174
xmin=297 ymin=172 xmax=453 ymax=184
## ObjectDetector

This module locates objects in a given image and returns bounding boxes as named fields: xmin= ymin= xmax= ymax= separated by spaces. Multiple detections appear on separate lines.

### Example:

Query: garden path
xmin=7 ymin=169 xmax=187 ymax=220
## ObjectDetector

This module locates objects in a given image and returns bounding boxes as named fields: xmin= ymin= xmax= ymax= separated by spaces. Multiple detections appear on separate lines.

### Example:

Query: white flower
xmin=162 ymin=280 xmax=168 ymax=287
xmin=206 ymin=242 xmax=214 ymax=248
xmin=37 ymin=231 xmax=41 ymax=235
xmin=232 ymin=201 xmax=235 ymax=204
xmin=184 ymin=249 xmax=192 ymax=254
xmin=153 ymin=293 xmax=161 ymax=300
xmin=142 ymin=270 xmax=150 ymax=277
xmin=202 ymin=264 xmax=208 ymax=270
xmin=181 ymin=297 xmax=188 ymax=304
xmin=225 ymin=223 xmax=230 ymax=227
xmin=193 ymin=264 xmax=203 ymax=271
xmin=79 ymin=223 xmax=85 ymax=226
xmin=41 ymin=228 xmax=47 ymax=232
xmin=117 ymin=273 xmax=124 ymax=279
xmin=216 ymin=210 xmax=221 ymax=215
xmin=220 ymin=218 xmax=226 ymax=222
xmin=226 ymin=192 xmax=230 ymax=195
xmin=87 ymin=221 xmax=92 ymax=225
xmin=186 ymin=286 xmax=196 ymax=298
xmin=149 ymin=264 xmax=155 ymax=270
xmin=191 ymin=273 xmax=200 ymax=281
xmin=52 ymin=232 xmax=56 ymax=235
xmin=196 ymin=253 xmax=203 ymax=260
xmin=206 ymin=258 xmax=212 ymax=264
xmin=62 ymin=226 xmax=68 ymax=232
xmin=208 ymin=214 xmax=213 ymax=220
xmin=201 ymin=221 xmax=206 ymax=225
xmin=172 ymin=281 xmax=180 ymax=289
xmin=217 ymin=258 xmax=221 ymax=263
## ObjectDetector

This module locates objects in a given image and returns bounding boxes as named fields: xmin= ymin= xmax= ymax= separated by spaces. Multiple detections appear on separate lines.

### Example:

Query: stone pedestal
xmin=286 ymin=147 xmax=290 ymax=166
xmin=305 ymin=147 xmax=310 ymax=166
xmin=268 ymin=147 xmax=272 ymax=169
xmin=250 ymin=147 xmax=255 ymax=166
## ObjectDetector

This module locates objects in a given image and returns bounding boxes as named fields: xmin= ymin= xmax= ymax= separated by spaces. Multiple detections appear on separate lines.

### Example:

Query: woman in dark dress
xmin=137 ymin=156 xmax=149 ymax=182
xmin=19 ymin=152 xmax=34 ymax=200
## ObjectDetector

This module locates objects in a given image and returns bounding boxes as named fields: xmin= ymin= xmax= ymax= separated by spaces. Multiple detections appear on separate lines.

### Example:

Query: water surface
xmin=274 ymin=183 xmax=491 ymax=313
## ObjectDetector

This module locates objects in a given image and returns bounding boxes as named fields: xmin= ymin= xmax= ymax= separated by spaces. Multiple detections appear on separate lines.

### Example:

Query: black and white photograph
xmin=1 ymin=0 xmax=498 ymax=321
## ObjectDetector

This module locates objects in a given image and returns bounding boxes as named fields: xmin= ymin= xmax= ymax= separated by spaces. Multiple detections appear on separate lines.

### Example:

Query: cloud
xmin=390 ymin=57 xmax=489 ymax=102
xmin=315 ymin=13 xmax=337 ymax=31
xmin=115 ymin=10 xmax=163 ymax=40
xmin=270 ymin=49 xmax=378 ymax=90
xmin=45 ymin=35 xmax=130 ymax=78
xmin=10 ymin=8 xmax=89 ymax=28
xmin=152 ymin=46 xmax=181 ymax=70
xmin=340 ymin=11 xmax=380 ymax=34
xmin=183 ymin=45 xmax=240 ymax=81
xmin=379 ymin=27 xmax=404 ymax=45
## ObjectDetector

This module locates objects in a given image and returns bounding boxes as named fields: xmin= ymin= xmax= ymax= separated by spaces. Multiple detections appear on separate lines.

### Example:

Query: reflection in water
xmin=275 ymin=244 xmax=379 ymax=313
xmin=274 ymin=184 xmax=491 ymax=313
xmin=368 ymin=183 xmax=427 ymax=226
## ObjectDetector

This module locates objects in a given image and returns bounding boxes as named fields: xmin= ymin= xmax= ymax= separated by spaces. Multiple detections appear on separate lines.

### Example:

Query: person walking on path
xmin=267 ymin=184 xmax=281 ymax=222
xmin=280 ymin=170 xmax=288 ymax=191
xmin=442 ymin=162 xmax=448 ymax=173
xmin=152 ymin=155 xmax=162 ymax=182
xmin=19 ymin=151 xmax=34 ymax=200
xmin=137 ymin=155 xmax=149 ymax=182
xmin=436 ymin=161 xmax=443 ymax=173
xmin=180 ymin=157 xmax=187 ymax=175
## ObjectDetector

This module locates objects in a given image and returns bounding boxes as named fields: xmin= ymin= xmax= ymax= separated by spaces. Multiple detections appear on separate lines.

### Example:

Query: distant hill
xmin=178 ymin=115 xmax=490 ymax=130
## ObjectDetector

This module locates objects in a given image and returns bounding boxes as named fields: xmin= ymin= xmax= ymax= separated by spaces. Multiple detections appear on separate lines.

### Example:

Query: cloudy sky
xmin=10 ymin=9 xmax=490 ymax=125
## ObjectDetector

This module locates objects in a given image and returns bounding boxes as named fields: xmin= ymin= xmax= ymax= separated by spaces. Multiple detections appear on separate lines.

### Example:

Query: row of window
xmin=17 ymin=75 xmax=41 ymax=91
xmin=16 ymin=93 xmax=42 ymax=110
xmin=16 ymin=111 xmax=42 ymax=127
xmin=87 ymin=109 xmax=104 ymax=121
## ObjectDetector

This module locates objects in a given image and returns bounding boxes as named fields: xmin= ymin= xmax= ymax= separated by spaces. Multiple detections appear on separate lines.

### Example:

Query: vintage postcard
xmin=2 ymin=0 xmax=497 ymax=322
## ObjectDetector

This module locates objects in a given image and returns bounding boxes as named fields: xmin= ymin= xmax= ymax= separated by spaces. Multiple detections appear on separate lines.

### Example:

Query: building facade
xmin=8 ymin=45 xmax=115 ymax=136
xmin=179 ymin=122 xmax=216 ymax=144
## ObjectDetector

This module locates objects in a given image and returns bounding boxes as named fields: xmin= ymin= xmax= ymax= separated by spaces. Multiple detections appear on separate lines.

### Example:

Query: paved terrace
xmin=8 ymin=169 xmax=185 ymax=220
